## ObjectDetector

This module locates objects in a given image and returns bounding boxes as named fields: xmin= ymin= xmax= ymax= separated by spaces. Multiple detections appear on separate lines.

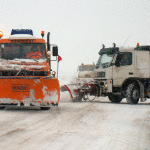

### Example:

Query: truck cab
xmin=77 ymin=63 xmax=95 ymax=82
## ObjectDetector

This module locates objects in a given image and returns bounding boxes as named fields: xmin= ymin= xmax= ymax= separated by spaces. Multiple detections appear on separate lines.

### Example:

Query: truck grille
xmin=97 ymin=72 xmax=105 ymax=78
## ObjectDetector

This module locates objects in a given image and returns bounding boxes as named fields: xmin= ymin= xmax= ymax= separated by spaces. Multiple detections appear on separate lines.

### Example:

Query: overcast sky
xmin=1 ymin=0 xmax=150 ymax=77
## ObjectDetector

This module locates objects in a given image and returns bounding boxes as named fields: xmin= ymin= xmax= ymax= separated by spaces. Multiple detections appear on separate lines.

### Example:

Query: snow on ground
xmin=0 ymin=76 xmax=150 ymax=150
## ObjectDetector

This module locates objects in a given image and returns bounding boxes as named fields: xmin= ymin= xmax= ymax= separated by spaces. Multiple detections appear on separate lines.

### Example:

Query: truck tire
xmin=108 ymin=93 xmax=122 ymax=103
xmin=126 ymin=83 xmax=139 ymax=104
xmin=40 ymin=107 xmax=50 ymax=110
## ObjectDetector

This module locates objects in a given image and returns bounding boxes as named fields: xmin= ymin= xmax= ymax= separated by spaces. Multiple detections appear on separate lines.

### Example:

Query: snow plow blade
xmin=0 ymin=77 xmax=60 ymax=107
xmin=61 ymin=80 xmax=97 ymax=102
xmin=61 ymin=84 xmax=83 ymax=101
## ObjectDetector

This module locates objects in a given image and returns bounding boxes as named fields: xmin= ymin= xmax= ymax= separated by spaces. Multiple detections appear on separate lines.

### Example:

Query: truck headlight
xmin=104 ymin=84 xmax=108 ymax=90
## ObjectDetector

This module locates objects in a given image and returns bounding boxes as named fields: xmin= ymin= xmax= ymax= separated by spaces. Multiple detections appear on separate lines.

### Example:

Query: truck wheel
xmin=108 ymin=93 xmax=122 ymax=103
xmin=126 ymin=84 xmax=139 ymax=104
xmin=40 ymin=107 xmax=50 ymax=110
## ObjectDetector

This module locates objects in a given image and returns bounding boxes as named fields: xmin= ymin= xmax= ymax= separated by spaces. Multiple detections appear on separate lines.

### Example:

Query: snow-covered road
xmin=0 ymin=92 xmax=150 ymax=150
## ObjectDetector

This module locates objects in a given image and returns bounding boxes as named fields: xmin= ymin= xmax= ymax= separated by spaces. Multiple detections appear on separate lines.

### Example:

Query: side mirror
xmin=52 ymin=46 xmax=58 ymax=56
xmin=115 ymin=61 xmax=120 ymax=67
xmin=115 ymin=54 xmax=122 ymax=67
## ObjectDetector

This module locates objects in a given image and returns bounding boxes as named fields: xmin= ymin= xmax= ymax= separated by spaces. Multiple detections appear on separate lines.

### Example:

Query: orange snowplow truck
xmin=0 ymin=29 xmax=60 ymax=110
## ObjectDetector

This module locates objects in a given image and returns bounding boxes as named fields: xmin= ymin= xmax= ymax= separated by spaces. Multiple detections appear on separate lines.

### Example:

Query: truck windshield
xmin=78 ymin=65 xmax=95 ymax=71
xmin=0 ymin=43 xmax=46 ymax=60
xmin=96 ymin=54 xmax=114 ymax=69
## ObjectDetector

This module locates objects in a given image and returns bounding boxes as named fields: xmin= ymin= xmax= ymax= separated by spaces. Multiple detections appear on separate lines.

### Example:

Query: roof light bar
xmin=11 ymin=29 xmax=33 ymax=35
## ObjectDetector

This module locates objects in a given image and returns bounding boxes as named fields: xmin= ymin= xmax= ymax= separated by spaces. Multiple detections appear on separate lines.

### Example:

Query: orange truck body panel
xmin=0 ymin=77 xmax=60 ymax=105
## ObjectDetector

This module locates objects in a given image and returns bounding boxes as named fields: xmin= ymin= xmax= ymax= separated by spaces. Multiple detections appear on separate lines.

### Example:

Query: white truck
xmin=94 ymin=43 xmax=149 ymax=104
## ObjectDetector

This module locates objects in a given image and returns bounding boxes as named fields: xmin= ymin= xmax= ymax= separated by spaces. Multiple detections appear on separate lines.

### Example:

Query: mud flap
xmin=137 ymin=80 xmax=146 ymax=102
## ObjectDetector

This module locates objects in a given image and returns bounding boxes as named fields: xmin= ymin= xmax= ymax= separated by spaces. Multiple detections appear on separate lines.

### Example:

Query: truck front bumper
xmin=95 ymin=79 xmax=113 ymax=96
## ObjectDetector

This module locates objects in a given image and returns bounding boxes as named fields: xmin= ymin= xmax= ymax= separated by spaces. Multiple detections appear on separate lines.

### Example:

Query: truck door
xmin=112 ymin=52 xmax=134 ymax=87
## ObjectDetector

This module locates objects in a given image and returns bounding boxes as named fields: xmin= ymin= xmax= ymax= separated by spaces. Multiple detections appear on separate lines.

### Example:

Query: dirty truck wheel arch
xmin=122 ymin=78 xmax=138 ymax=92
xmin=108 ymin=93 xmax=122 ymax=103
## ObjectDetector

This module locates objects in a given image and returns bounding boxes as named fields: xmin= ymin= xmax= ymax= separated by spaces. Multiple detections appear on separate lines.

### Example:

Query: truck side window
xmin=120 ymin=52 xmax=132 ymax=66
